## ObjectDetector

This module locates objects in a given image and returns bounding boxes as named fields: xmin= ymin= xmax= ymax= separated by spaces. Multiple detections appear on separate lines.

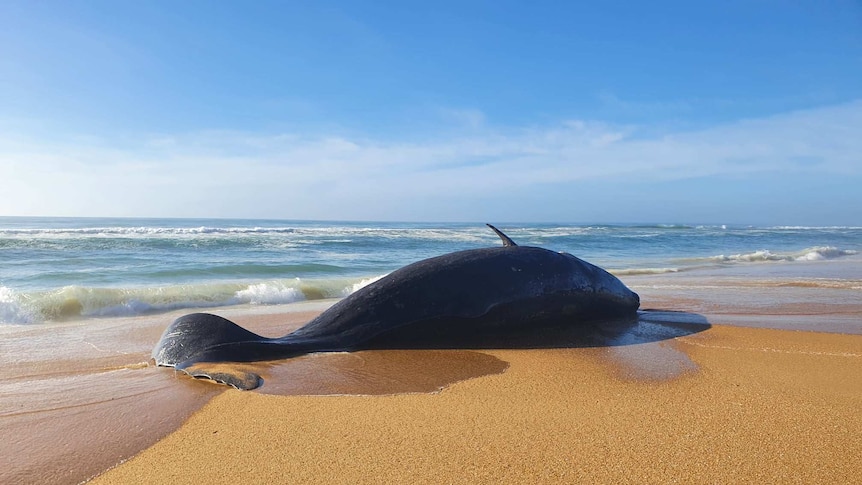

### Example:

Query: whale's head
xmin=556 ymin=250 xmax=641 ymax=316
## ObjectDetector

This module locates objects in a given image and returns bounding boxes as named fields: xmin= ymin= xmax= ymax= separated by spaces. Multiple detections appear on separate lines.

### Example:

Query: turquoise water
xmin=1 ymin=217 xmax=860 ymax=324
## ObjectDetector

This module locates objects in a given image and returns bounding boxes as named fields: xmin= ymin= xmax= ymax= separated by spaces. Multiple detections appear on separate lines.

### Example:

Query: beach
xmin=1 ymin=220 xmax=860 ymax=483
xmin=94 ymin=324 xmax=861 ymax=484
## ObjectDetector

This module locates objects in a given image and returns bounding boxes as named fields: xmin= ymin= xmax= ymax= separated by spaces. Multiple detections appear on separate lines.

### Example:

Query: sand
xmin=90 ymin=319 xmax=862 ymax=484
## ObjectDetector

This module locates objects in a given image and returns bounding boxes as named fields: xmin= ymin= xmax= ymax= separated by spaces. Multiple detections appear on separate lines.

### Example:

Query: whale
xmin=152 ymin=225 xmax=640 ymax=389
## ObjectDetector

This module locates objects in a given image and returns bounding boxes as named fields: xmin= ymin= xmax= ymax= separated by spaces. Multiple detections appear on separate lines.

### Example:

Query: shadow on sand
xmin=359 ymin=309 xmax=711 ymax=351
xmin=249 ymin=309 xmax=711 ymax=396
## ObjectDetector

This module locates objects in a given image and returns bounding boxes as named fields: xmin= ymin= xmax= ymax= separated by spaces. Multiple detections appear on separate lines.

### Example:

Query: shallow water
xmin=628 ymin=262 xmax=862 ymax=335
xmin=0 ymin=311 xmax=223 ymax=485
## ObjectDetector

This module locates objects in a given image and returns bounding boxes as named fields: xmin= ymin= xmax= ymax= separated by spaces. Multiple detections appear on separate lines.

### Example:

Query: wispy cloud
xmin=436 ymin=107 xmax=487 ymax=129
xmin=0 ymin=101 xmax=859 ymax=220
xmin=596 ymin=91 xmax=695 ymax=118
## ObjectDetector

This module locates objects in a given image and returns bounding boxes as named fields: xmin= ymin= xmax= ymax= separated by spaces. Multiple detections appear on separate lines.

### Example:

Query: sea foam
xmin=611 ymin=268 xmax=680 ymax=276
xmin=235 ymin=282 xmax=306 ymax=305
xmin=710 ymin=246 xmax=857 ymax=263
xmin=343 ymin=274 xmax=388 ymax=295
xmin=0 ymin=286 xmax=37 ymax=324
xmin=0 ymin=274 xmax=395 ymax=324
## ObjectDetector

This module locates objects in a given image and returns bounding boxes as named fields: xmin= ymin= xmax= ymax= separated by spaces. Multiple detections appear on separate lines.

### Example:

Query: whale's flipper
xmin=177 ymin=361 xmax=264 ymax=390
xmin=487 ymin=224 xmax=518 ymax=247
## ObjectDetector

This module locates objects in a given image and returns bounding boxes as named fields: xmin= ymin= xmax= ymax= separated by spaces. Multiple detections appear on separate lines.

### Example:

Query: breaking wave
xmin=0 ymin=275 xmax=388 ymax=325
xmin=0 ymin=225 xmax=490 ymax=243
xmin=611 ymin=267 xmax=680 ymax=276
xmin=706 ymin=246 xmax=857 ymax=263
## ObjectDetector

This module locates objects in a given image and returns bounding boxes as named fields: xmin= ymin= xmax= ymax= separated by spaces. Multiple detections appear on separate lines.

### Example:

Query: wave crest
xmin=709 ymin=246 xmax=857 ymax=263
xmin=611 ymin=267 xmax=680 ymax=276
xmin=0 ymin=275 xmax=389 ymax=325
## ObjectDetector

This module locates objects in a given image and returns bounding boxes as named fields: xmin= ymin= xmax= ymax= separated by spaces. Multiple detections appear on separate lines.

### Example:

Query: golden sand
xmin=93 ymin=323 xmax=862 ymax=484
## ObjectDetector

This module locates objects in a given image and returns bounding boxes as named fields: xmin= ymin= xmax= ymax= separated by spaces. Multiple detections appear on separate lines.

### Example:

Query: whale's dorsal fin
xmin=486 ymin=224 xmax=518 ymax=247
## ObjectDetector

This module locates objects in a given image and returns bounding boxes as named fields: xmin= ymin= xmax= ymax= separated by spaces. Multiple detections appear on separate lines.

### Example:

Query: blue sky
xmin=1 ymin=1 xmax=860 ymax=224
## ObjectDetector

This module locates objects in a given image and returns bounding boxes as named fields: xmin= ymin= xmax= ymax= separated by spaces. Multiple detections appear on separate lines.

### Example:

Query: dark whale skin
xmin=151 ymin=228 xmax=639 ymax=388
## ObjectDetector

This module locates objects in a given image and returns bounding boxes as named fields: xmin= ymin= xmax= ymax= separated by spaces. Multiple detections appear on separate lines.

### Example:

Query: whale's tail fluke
xmin=152 ymin=313 xmax=267 ymax=366
xmin=151 ymin=313 xmax=306 ymax=389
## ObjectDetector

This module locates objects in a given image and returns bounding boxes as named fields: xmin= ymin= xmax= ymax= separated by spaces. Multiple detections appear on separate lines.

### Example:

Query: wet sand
xmin=3 ymin=261 xmax=861 ymax=484
xmin=0 ymin=305 xmax=328 ymax=485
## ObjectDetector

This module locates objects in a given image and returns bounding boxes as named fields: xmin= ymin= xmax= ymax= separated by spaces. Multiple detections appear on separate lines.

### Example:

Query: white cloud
xmin=0 ymin=100 xmax=859 ymax=220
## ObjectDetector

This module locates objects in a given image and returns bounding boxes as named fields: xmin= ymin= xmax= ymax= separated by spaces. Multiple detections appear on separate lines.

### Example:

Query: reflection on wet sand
xmin=600 ymin=311 xmax=705 ymax=380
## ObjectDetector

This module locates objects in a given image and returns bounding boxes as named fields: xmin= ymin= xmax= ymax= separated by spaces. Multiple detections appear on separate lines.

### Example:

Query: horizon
xmin=1 ymin=214 xmax=859 ymax=229
xmin=1 ymin=1 xmax=860 ymax=225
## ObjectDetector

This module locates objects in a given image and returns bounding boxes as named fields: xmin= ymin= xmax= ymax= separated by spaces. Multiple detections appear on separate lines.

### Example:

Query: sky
xmin=0 ymin=0 xmax=860 ymax=224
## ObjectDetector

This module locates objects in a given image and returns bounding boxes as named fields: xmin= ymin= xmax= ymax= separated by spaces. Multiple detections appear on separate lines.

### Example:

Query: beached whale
xmin=152 ymin=225 xmax=640 ymax=389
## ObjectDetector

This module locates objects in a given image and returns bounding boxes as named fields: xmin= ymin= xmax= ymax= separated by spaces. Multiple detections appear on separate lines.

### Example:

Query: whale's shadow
xmin=249 ymin=309 xmax=711 ymax=396
xmin=359 ymin=309 xmax=711 ymax=351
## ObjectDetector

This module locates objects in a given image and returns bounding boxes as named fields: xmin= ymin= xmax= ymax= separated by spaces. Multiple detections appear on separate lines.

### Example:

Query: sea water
xmin=1 ymin=217 xmax=860 ymax=324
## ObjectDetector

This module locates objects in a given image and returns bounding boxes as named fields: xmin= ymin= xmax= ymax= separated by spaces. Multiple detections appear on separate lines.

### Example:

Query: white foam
xmin=0 ymin=226 xmax=300 ymax=238
xmin=235 ymin=282 xmax=306 ymax=305
xmin=712 ymin=250 xmax=783 ymax=263
xmin=611 ymin=267 xmax=680 ymax=276
xmin=1 ymin=275 xmax=397 ymax=323
xmin=342 ymin=274 xmax=388 ymax=296
xmin=793 ymin=246 xmax=858 ymax=261
xmin=770 ymin=226 xmax=862 ymax=230
xmin=0 ymin=286 xmax=36 ymax=324
xmin=708 ymin=246 xmax=857 ymax=264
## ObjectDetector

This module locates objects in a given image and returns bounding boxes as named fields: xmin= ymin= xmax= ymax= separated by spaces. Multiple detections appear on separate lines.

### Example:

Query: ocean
xmin=1 ymin=217 xmax=860 ymax=325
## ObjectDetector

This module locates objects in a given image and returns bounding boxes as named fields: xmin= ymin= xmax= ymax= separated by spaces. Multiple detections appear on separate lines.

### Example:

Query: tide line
xmin=680 ymin=339 xmax=860 ymax=358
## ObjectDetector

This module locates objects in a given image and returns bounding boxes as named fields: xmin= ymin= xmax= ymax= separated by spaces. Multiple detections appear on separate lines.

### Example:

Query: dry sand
xmin=92 ymin=317 xmax=862 ymax=484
